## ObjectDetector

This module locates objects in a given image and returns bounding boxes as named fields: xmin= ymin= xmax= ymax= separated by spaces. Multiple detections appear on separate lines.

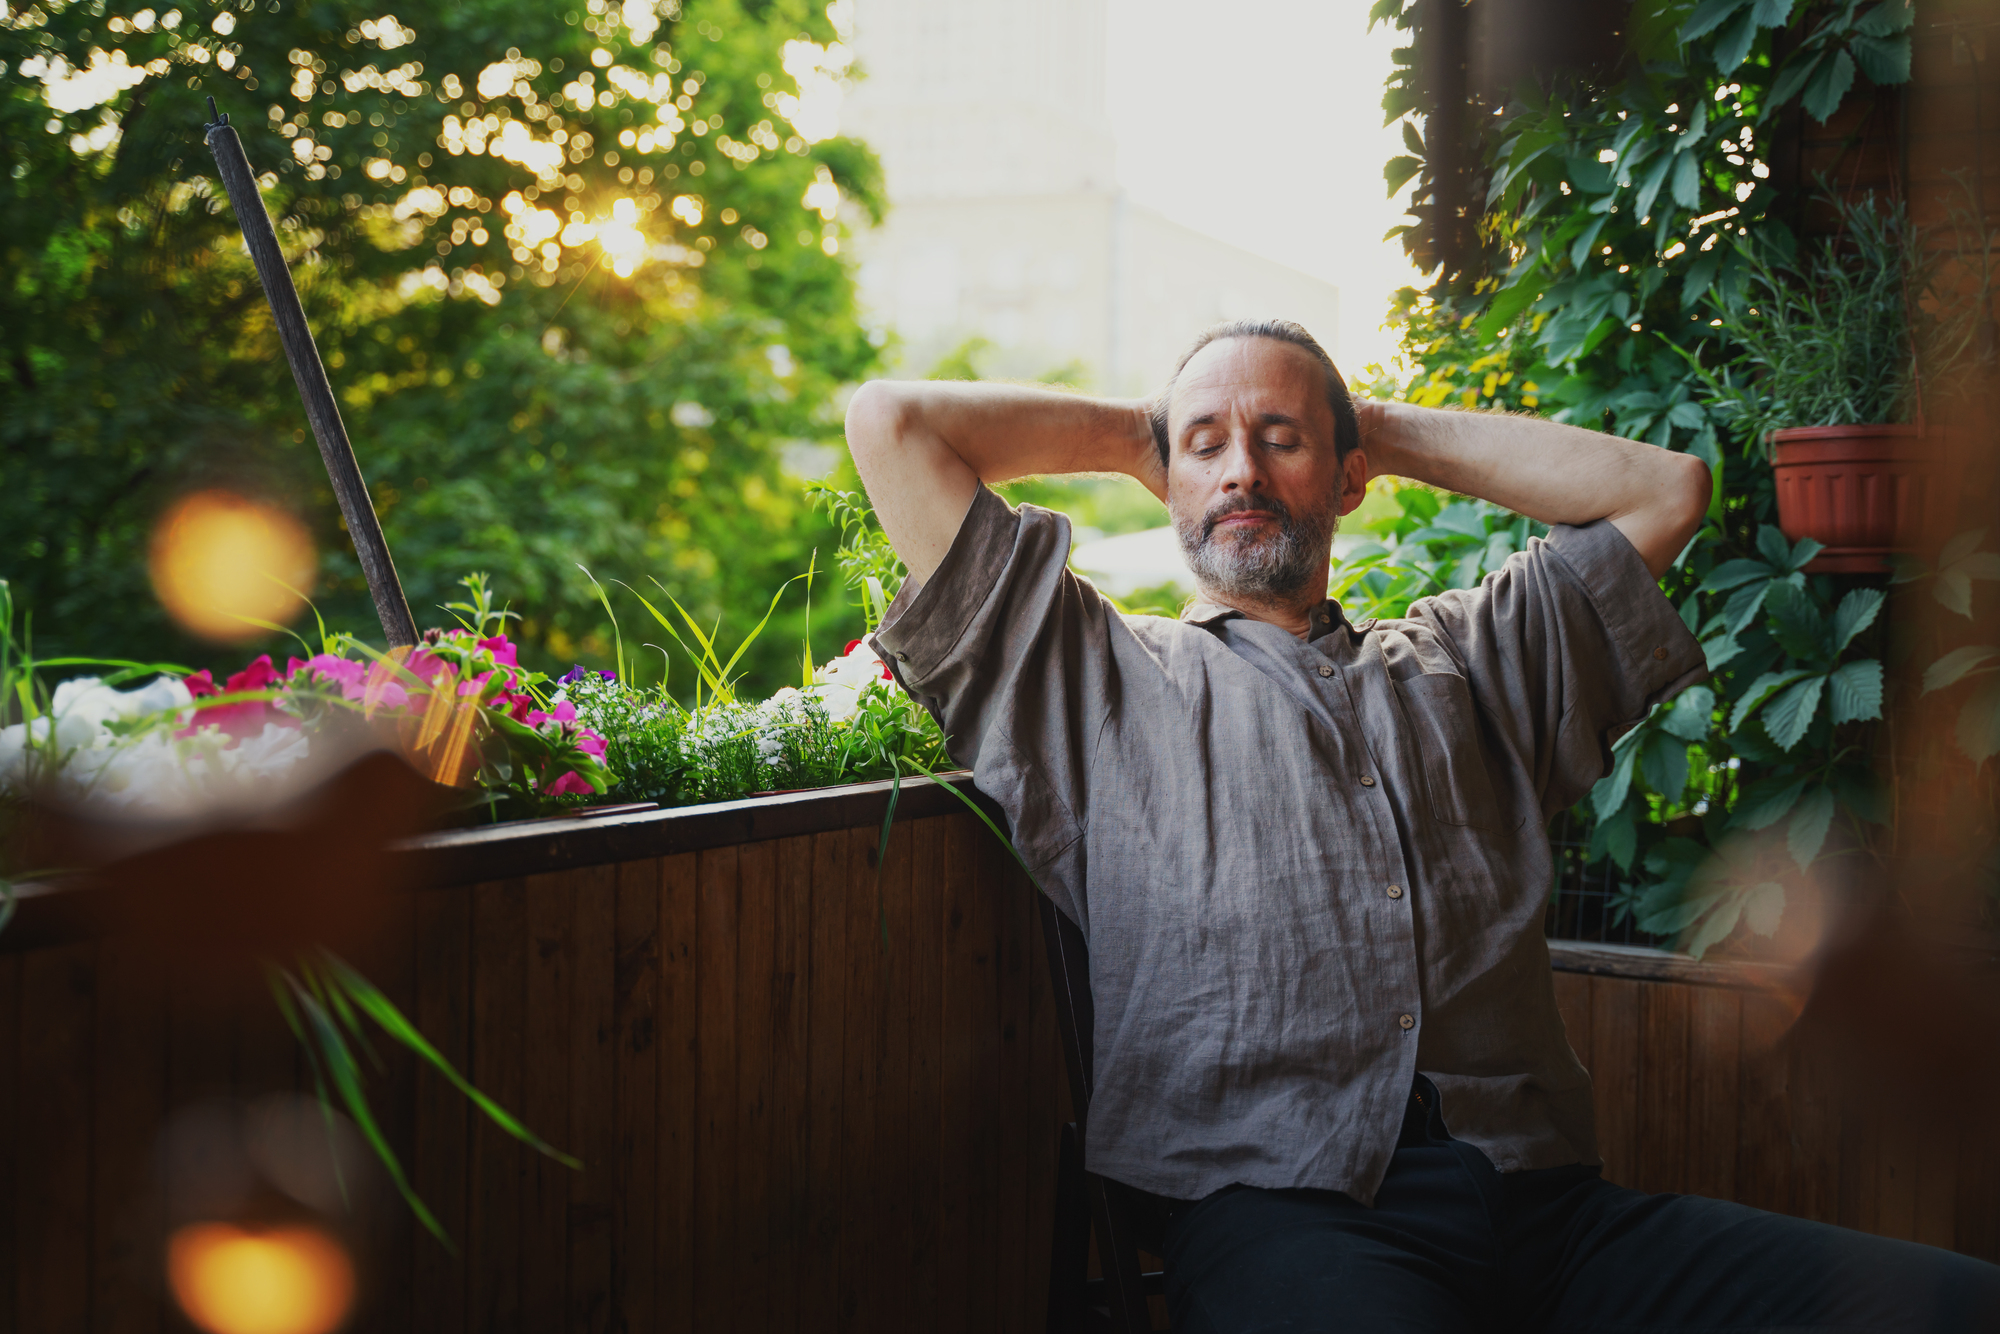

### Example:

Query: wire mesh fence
xmin=1542 ymin=810 xmax=1671 ymax=948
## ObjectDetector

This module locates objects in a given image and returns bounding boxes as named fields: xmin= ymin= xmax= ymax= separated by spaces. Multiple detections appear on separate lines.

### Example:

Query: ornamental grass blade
xmin=905 ymin=757 xmax=1041 ymax=888
xmin=575 ymin=563 xmax=627 ymax=686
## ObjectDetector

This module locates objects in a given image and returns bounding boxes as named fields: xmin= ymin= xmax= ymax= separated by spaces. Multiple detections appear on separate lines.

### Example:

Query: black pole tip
xmin=204 ymin=95 xmax=228 ymax=130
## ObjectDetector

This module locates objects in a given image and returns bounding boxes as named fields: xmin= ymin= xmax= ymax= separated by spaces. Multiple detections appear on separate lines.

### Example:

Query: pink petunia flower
xmin=543 ymin=770 xmax=594 ymax=796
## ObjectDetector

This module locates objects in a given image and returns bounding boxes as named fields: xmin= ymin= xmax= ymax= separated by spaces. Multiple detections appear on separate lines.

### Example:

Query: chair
xmin=1039 ymin=894 xmax=1168 ymax=1333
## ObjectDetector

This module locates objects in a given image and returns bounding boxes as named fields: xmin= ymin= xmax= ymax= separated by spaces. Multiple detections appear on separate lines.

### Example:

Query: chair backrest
xmin=1037 ymin=896 xmax=1163 ymax=1332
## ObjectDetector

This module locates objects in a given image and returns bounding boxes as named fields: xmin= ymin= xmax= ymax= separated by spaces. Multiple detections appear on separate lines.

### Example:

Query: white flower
xmin=797 ymin=641 xmax=894 ymax=722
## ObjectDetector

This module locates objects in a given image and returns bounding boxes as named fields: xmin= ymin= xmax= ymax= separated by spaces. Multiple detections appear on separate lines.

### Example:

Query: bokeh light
xmin=148 ymin=490 xmax=316 ymax=643
xmin=167 ymin=1223 xmax=356 ymax=1334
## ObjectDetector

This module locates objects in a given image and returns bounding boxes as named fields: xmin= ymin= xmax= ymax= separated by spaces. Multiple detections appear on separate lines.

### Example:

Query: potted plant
xmin=1701 ymin=193 xmax=1981 ymax=572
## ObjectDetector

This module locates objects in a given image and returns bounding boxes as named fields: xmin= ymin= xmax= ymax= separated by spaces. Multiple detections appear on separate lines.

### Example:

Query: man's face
xmin=1164 ymin=337 xmax=1366 ymax=605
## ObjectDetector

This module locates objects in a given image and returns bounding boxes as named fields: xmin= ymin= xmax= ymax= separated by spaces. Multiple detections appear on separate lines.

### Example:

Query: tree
xmin=2 ymin=0 xmax=882 ymax=690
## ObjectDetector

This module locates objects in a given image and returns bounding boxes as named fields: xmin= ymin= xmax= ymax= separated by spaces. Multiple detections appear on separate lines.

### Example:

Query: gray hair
xmin=1148 ymin=319 xmax=1361 ymax=469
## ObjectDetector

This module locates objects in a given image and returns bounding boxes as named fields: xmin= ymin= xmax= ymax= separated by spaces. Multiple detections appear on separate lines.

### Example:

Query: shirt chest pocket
xmin=1392 ymin=673 xmax=1519 ymax=832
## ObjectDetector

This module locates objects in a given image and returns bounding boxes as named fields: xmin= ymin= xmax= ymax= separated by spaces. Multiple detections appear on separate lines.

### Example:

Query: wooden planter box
xmin=1 ymin=781 xmax=1995 ymax=1332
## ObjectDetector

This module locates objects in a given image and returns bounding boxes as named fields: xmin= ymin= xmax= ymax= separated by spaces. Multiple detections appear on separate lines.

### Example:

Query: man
xmin=846 ymin=320 xmax=2000 ymax=1331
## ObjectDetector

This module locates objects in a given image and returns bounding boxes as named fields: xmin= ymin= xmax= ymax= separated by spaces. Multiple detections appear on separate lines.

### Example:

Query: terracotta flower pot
xmin=1768 ymin=424 xmax=1949 ymax=574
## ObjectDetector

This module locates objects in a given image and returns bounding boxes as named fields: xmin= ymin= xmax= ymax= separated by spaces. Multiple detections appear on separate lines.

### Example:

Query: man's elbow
xmin=844 ymin=380 xmax=918 ymax=472
xmin=1664 ymin=451 xmax=1711 ymax=547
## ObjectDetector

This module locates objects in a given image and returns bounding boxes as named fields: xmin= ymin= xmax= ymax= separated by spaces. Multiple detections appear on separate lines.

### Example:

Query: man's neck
xmin=1194 ymin=585 xmax=1322 ymax=640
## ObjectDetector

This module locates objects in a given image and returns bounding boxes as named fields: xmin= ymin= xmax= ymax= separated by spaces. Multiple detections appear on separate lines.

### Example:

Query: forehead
xmin=1168 ymin=337 xmax=1332 ymax=437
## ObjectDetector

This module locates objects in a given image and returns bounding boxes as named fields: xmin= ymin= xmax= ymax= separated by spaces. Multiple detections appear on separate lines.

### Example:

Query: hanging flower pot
xmin=1768 ymin=423 xmax=1950 ymax=574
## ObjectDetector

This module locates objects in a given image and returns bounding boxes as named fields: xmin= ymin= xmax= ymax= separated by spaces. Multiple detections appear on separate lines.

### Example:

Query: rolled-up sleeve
xmin=1406 ymin=518 xmax=1706 ymax=818
xmin=871 ymin=484 xmax=1109 ymax=921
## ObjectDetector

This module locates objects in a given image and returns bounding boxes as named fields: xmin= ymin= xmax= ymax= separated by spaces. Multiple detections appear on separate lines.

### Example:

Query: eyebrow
xmin=1183 ymin=411 xmax=1307 ymax=430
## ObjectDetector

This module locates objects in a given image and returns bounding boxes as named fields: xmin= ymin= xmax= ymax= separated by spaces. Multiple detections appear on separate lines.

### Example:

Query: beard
xmin=1174 ymin=491 xmax=1337 ymax=603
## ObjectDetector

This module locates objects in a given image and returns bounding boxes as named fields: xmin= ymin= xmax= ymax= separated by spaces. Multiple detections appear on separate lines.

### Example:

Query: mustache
xmin=1200 ymin=492 xmax=1296 ymax=543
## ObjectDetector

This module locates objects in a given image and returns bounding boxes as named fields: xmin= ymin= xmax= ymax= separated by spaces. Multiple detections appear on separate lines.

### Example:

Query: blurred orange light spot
xmin=148 ymin=490 xmax=316 ymax=643
xmin=167 ymin=1223 xmax=355 ymax=1334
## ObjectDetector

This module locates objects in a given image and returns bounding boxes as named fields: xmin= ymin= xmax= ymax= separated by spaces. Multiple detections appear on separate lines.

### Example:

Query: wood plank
xmin=1633 ymin=980 xmax=1690 ymax=1195
xmin=612 ymin=859 xmax=661 ymax=1334
xmin=903 ymin=817 xmax=945 ymax=1334
xmin=1786 ymin=1027 xmax=1839 ymax=1226
xmin=413 ymin=884 xmax=473 ymax=1334
xmin=522 ymin=873 xmax=576 ymax=1334
xmin=799 ymin=830 xmax=850 ymax=1334
xmin=1684 ymin=987 xmax=1741 ymax=1204
xmin=734 ymin=840 xmax=777 ymax=1334
xmin=1550 ymin=970 xmax=1592 ymax=1069
xmin=837 ymin=829 xmax=886 ymax=1334
xmin=19 ymin=944 xmax=95 ymax=1334
xmin=363 ymin=886 xmax=419 ymax=1334
xmin=1915 ymin=1109 xmax=1959 ymax=1251
xmin=872 ymin=817 xmax=916 ymax=1334
xmin=1836 ymin=1093 xmax=1879 ymax=1238
xmin=89 ymin=939 xmax=167 ymax=1334
xmin=766 ymin=835 xmax=814 ymax=1334
xmin=1586 ymin=976 xmax=1641 ymax=1187
xmin=1733 ymin=994 xmax=1795 ymax=1218
xmin=1018 ymin=863 xmax=1060 ymax=1326
xmin=1876 ymin=1111 xmax=1921 ymax=1241
xmin=693 ymin=847 xmax=740 ymax=1334
xmin=993 ymin=853 xmax=1032 ymax=1331
xmin=0 ymin=954 xmax=18 ymax=1334
xmin=963 ymin=815 xmax=1003 ymax=1334
xmin=656 ymin=854 xmax=700 ymax=1334
xmin=567 ymin=864 xmax=618 ymax=1334
xmin=935 ymin=816 xmax=978 ymax=1329
xmin=468 ymin=879 xmax=527 ymax=1334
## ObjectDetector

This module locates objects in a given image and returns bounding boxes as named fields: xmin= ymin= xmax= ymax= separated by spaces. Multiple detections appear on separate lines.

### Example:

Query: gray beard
xmin=1174 ymin=493 xmax=1336 ymax=603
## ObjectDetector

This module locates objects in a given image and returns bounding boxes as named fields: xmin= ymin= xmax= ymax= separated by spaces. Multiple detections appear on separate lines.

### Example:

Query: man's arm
xmin=1357 ymin=402 xmax=1710 ymax=578
xmin=844 ymin=381 xmax=1161 ymax=582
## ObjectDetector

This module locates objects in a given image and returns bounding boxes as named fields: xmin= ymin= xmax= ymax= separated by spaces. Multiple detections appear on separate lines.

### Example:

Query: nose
xmin=1216 ymin=432 xmax=1269 ymax=496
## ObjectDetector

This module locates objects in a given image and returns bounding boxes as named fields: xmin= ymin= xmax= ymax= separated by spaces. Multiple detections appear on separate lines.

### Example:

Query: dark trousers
xmin=1156 ymin=1078 xmax=2000 ymax=1332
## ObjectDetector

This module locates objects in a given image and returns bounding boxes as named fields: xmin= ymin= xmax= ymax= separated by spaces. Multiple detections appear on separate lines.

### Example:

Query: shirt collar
xmin=1179 ymin=597 xmax=1353 ymax=641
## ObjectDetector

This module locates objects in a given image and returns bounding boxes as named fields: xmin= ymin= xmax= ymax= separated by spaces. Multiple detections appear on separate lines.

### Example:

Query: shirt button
xmin=895 ymin=651 xmax=910 ymax=662
xmin=1386 ymin=884 xmax=1403 ymax=899
xmin=1316 ymin=663 xmax=1334 ymax=678
xmin=1359 ymin=775 xmax=1376 ymax=787
xmin=1653 ymin=646 xmax=1668 ymax=660
xmin=1398 ymin=1013 xmax=1415 ymax=1030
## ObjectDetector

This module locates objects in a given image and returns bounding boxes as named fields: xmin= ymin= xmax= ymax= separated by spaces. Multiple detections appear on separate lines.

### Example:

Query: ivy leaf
xmin=1827 ymin=659 xmax=1884 ymax=724
xmin=1958 ymin=677 xmax=2000 ymax=765
xmin=1681 ymin=0 xmax=1750 ymax=43
xmin=1935 ymin=568 xmax=1974 ymax=618
xmin=1642 ymin=731 xmax=1691 ymax=807
xmin=1685 ymin=895 xmax=1744 ymax=958
xmin=1763 ymin=674 xmax=1827 ymax=751
xmin=1661 ymin=685 xmax=1717 ymax=741
xmin=1833 ymin=764 xmax=1889 ymax=825
xmin=1922 ymin=645 xmax=2000 ymax=694
xmin=1735 ymin=774 xmax=1808 ymax=831
xmin=1723 ymin=579 xmax=1774 ymax=636
xmin=1698 ymin=559 xmax=1774 ymax=596
xmin=1853 ymin=0 xmax=1915 ymax=36
xmin=1729 ymin=718 xmax=1788 ymax=764
xmin=1667 ymin=399 xmax=1706 ymax=430
xmin=1786 ymin=534 xmax=1825 ymax=572
xmin=1750 ymin=0 xmax=1795 ymax=24
xmin=1590 ymin=803 xmax=1639 ymax=870
xmin=1591 ymin=740 xmax=1639 ymax=821
xmin=1768 ymin=50 xmax=1822 ymax=109
xmin=1939 ymin=527 xmax=1988 ymax=567
xmin=1402 ymin=120 xmax=1426 ymax=156
xmin=1713 ymin=7 xmax=1762 ymax=72
xmin=1744 ymin=881 xmax=1786 ymax=936
xmin=1679 ymin=592 xmax=1703 ymax=633
xmin=1705 ymin=631 xmax=1744 ymax=672
xmin=1802 ymin=48 xmax=1857 ymax=122
xmin=1669 ymin=150 xmax=1702 ymax=210
xmin=1384 ymin=154 xmax=1423 ymax=195
xmin=1850 ymin=34 xmax=1911 ymax=85
xmin=1729 ymin=668 xmax=1814 ymax=731
xmin=1570 ymin=214 xmax=1610 ymax=270
xmin=1765 ymin=582 xmax=1828 ymax=660
xmin=1682 ymin=254 xmax=1721 ymax=308
xmin=1368 ymin=0 xmax=1405 ymax=25
xmin=1755 ymin=524 xmax=1793 ymax=568
xmin=1831 ymin=587 xmax=1885 ymax=653
xmin=1788 ymin=786 xmax=1837 ymax=868
xmin=1956 ymin=552 xmax=2000 ymax=581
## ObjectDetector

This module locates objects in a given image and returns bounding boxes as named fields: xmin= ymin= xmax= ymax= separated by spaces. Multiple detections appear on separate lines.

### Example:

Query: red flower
xmin=185 ymin=654 xmax=295 ymax=741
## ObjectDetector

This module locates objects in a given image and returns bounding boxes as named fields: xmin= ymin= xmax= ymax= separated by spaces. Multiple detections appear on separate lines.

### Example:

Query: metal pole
xmin=201 ymin=98 xmax=419 ymax=649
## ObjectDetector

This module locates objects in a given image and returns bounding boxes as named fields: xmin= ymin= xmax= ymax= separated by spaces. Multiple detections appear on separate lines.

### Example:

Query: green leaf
xmin=1957 ymin=553 xmax=2000 ymax=581
xmin=1642 ymin=732 xmax=1691 ymax=807
xmin=1833 ymin=764 xmax=1889 ymax=825
xmin=1679 ymin=592 xmax=1704 ymax=634
xmin=1831 ymin=587 xmax=1885 ymax=653
xmin=1853 ymin=0 xmax=1915 ymax=35
xmin=1922 ymin=645 xmax=2000 ymax=694
xmin=1755 ymin=525 xmax=1793 ymax=569
xmin=1958 ymin=677 xmax=2000 ymax=765
xmin=1827 ymin=659 xmax=1884 ymax=724
xmin=1786 ymin=535 xmax=1826 ymax=572
xmin=1686 ymin=895 xmax=1744 ymax=958
xmin=1591 ymin=741 xmax=1639 ymax=821
xmin=1736 ymin=775 xmax=1808 ymax=830
xmin=1764 ymin=582 xmax=1827 ymax=660
xmin=1803 ymin=48 xmax=1857 ymax=122
xmin=1384 ymin=155 xmax=1423 ymax=195
xmin=1669 ymin=150 xmax=1702 ymax=210
xmin=1745 ymin=881 xmax=1786 ymax=936
xmin=1403 ymin=120 xmax=1425 ymax=156
xmin=1667 ymin=399 xmax=1707 ymax=430
xmin=1633 ymin=152 xmax=1676 ymax=223
xmin=1935 ymin=569 xmax=1974 ymax=618
xmin=1788 ymin=785 xmax=1837 ymax=867
xmin=1590 ymin=803 xmax=1639 ymax=870
xmin=1729 ymin=669 xmax=1813 ymax=731
xmin=1682 ymin=254 xmax=1721 ymax=308
xmin=1569 ymin=214 xmax=1611 ymax=271
xmin=1750 ymin=0 xmax=1794 ymax=24
xmin=1763 ymin=674 xmax=1827 ymax=751
xmin=1713 ymin=7 xmax=1761 ymax=71
xmin=1681 ymin=0 xmax=1749 ymax=43
xmin=1850 ymin=33 xmax=1911 ymax=85
xmin=1705 ymin=632 xmax=1744 ymax=672
xmin=1661 ymin=685 xmax=1717 ymax=741
xmin=1939 ymin=528 xmax=1988 ymax=568
xmin=1698 ymin=558 xmax=1775 ymax=595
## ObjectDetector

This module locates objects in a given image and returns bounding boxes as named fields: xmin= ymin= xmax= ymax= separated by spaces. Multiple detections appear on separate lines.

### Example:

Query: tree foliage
xmin=2 ymin=0 xmax=880 ymax=691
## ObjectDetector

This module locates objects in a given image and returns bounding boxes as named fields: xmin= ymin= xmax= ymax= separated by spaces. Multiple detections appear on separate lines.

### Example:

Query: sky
xmin=1101 ymin=0 xmax=1425 ymax=375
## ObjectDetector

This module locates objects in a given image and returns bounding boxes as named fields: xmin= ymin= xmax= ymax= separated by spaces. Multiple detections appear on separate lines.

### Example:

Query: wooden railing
xmin=1 ymin=778 xmax=1994 ymax=1333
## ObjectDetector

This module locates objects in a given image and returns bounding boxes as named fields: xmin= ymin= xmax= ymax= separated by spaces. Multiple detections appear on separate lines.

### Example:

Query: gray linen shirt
xmin=872 ymin=484 xmax=1705 ymax=1205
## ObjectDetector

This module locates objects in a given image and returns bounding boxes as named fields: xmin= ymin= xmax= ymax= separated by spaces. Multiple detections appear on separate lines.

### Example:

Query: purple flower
xmin=557 ymin=665 xmax=616 ymax=685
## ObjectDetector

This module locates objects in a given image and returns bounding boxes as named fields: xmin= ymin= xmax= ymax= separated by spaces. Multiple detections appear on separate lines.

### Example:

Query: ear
xmin=1335 ymin=448 xmax=1370 ymax=517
